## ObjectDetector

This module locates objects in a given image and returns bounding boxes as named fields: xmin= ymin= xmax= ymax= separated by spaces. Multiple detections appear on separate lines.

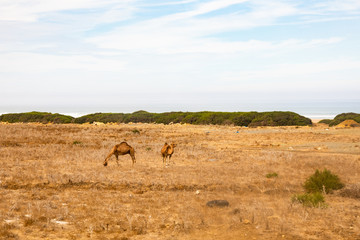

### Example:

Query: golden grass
xmin=0 ymin=122 xmax=360 ymax=239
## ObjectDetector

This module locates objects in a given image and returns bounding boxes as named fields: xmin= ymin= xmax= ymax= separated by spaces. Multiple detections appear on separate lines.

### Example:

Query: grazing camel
xmin=161 ymin=142 xmax=176 ymax=165
xmin=103 ymin=142 xmax=136 ymax=166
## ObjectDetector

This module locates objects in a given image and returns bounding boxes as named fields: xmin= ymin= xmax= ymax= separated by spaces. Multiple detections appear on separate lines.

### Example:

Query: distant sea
xmin=1 ymin=101 xmax=359 ymax=120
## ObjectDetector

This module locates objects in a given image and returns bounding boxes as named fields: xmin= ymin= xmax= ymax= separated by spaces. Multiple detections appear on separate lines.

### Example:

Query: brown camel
xmin=161 ymin=142 xmax=176 ymax=165
xmin=103 ymin=142 xmax=136 ymax=166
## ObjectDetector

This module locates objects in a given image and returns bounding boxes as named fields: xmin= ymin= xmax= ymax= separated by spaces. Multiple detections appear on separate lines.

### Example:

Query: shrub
xmin=73 ymin=141 xmax=82 ymax=145
xmin=248 ymin=112 xmax=312 ymax=127
xmin=0 ymin=112 xmax=74 ymax=124
xmin=266 ymin=172 xmax=278 ymax=178
xmin=126 ymin=110 xmax=155 ymax=123
xmin=232 ymin=112 xmax=257 ymax=126
xmin=0 ymin=223 xmax=18 ymax=239
xmin=73 ymin=113 xmax=125 ymax=124
xmin=304 ymin=169 xmax=344 ymax=194
xmin=327 ymin=112 xmax=360 ymax=126
xmin=132 ymin=129 xmax=140 ymax=134
xmin=339 ymin=184 xmax=360 ymax=199
xmin=292 ymin=192 xmax=326 ymax=208
xmin=318 ymin=119 xmax=332 ymax=124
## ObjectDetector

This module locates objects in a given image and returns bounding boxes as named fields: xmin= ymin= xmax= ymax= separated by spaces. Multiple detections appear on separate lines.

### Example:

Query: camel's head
xmin=171 ymin=143 xmax=177 ymax=148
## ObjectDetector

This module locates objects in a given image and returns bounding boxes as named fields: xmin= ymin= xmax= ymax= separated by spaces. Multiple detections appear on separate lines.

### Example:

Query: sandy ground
xmin=0 ymin=122 xmax=360 ymax=239
xmin=311 ymin=119 xmax=322 ymax=123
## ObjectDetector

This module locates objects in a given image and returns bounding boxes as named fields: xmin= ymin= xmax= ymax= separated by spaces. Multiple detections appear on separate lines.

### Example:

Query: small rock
xmin=4 ymin=219 xmax=17 ymax=224
xmin=51 ymin=219 xmax=69 ymax=225
xmin=243 ymin=219 xmax=250 ymax=224
xmin=206 ymin=200 xmax=229 ymax=208
xmin=195 ymin=190 xmax=200 ymax=195
xmin=134 ymin=189 xmax=144 ymax=194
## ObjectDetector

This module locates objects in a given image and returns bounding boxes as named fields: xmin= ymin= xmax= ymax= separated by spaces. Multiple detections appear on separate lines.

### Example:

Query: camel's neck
xmin=168 ymin=145 xmax=174 ymax=153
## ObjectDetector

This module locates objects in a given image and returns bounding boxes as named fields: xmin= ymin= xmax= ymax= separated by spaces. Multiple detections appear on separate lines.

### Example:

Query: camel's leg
xmin=115 ymin=153 xmax=119 ymax=166
xmin=162 ymin=154 xmax=165 ymax=166
xmin=130 ymin=148 xmax=136 ymax=165
xmin=168 ymin=154 xmax=172 ymax=164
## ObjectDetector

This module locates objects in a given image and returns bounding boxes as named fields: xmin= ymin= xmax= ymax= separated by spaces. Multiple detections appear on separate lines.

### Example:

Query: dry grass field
xmin=1 ymin=122 xmax=360 ymax=239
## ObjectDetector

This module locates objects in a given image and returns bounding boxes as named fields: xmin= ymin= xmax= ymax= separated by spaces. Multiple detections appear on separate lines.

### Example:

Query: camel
xmin=161 ymin=142 xmax=176 ymax=165
xmin=103 ymin=142 xmax=136 ymax=166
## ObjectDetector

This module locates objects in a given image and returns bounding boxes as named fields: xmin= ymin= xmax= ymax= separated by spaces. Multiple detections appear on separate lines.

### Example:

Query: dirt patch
xmin=336 ymin=119 xmax=360 ymax=128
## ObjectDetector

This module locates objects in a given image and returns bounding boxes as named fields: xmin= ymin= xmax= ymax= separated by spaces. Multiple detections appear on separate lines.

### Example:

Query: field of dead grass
xmin=0 ymin=122 xmax=360 ymax=239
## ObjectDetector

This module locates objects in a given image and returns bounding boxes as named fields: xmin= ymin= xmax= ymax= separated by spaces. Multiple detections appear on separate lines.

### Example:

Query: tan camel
xmin=103 ymin=142 xmax=136 ymax=166
xmin=161 ymin=142 xmax=176 ymax=165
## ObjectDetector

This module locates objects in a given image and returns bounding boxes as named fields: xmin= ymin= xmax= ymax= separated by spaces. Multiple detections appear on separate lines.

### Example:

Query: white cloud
xmin=140 ymin=0 xmax=198 ymax=7
xmin=0 ymin=52 xmax=125 ymax=73
xmin=0 ymin=0 xmax=135 ymax=22
xmin=312 ymin=0 xmax=360 ymax=12
xmin=178 ymin=0 xmax=249 ymax=18
xmin=88 ymin=32 xmax=343 ymax=54
xmin=85 ymin=1 xmax=305 ymax=54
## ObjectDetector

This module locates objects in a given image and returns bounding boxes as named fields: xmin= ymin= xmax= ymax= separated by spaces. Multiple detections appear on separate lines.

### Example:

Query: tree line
xmin=0 ymin=110 xmax=314 ymax=126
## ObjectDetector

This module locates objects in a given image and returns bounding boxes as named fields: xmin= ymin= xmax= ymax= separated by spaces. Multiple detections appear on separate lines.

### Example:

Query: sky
xmin=0 ymin=0 xmax=360 ymax=116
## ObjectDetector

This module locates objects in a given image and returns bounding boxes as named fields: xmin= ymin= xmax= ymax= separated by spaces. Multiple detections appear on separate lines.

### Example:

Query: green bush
xmin=73 ymin=113 xmax=125 ymax=124
xmin=0 ymin=111 xmax=74 ymax=123
xmin=318 ymin=119 xmax=332 ymax=124
xmin=327 ymin=112 xmax=360 ymax=126
xmin=248 ymin=112 xmax=312 ymax=127
xmin=232 ymin=112 xmax=258 ymax=126
xmin=304 ymin=169 xmax=344 ymax=194
xmin=292 ymin=192 xmax=326 ymax=208
xmin=132 ymin=129 xmax=140 ymax=134
xmin=266 ymin=172 xmax=278 ymax=178
xmin=125 ymin=110 xmax=155 ymax=123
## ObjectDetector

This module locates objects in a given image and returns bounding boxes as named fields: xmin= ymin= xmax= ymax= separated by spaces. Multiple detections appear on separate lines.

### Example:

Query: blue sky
xmin=0 ymin=0 xmax=359 ymax=115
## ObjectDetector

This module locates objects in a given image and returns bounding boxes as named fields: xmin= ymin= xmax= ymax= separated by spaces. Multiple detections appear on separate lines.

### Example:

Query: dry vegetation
xmin=0 ymin=122 xmax=360 ymax=239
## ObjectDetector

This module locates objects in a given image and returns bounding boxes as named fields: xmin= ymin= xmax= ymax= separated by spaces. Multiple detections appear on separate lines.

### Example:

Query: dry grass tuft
xmin=0 ymin=223 xmax=18 ymax=239
xmin=338 ymin=184 xmax=360 ymax=199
